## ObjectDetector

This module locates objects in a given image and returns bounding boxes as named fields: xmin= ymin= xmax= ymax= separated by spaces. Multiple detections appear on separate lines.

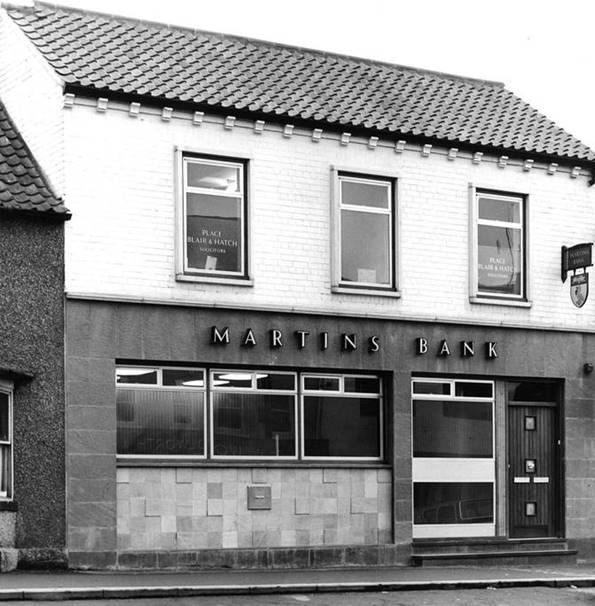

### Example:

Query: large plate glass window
xmin=412 ymin=379 xmax=495 ymax=538
xmin=182 ymin=155 xmax=247 ymax=279
xmin=302 ymin=374 xmax=383 ymax=460
xmin=0 ymin=389 xmax=12 ymax=500
xmin=475 ymin=191 xmax=525 ymax=299
xmin=335 ymin=173 xmax=395 ymax=291
xmin=210 ymin=370 xmax=297 ymax=459
xmin=116 ymin=367 xmax=206 ymax=458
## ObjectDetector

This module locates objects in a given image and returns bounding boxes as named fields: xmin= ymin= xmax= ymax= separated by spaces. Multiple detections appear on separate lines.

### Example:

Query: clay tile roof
xmin=0 ymin=100 xmax=69 ymax=217
xmin=5 ymin=2 xmax=595 ymax=164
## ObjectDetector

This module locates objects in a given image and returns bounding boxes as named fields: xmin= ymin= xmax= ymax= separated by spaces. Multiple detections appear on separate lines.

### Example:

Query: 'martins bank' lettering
xmin=210 ymin=327 xmax=499 ymax=360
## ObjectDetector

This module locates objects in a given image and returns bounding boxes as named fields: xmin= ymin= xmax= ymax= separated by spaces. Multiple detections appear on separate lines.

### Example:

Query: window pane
xmin=0 ymin=444 xmax=9 ymax=497
xmin=413 ymin=400 xmax=492 ymax=457
xmin=344 ymin=376 xmax=380 ymax=394
xmin=256 ymin=373 xmax=295 ymax=391
xmin=117 ymin=389 xmax=204 ymax=456
xmin=341 ymin=210 xmax=390 ymax=285
xmin=414 ymin=482 xmax=493 ymax=524
xmin=162 ymin=369 xmax=204 ymax=388
xmin=478 ymin=196 xmax=520 ymax=223
xmin=212 ymin=392 xmax=295 ymax=457
xmin=304 ymin=396 xmax=380 ymax=457
xmin=213 ymin=372 xmax=252 ymax=389
xmin=478 ymin=224 xmax=522 ymax=295
xmin=304 ymin=376 xmax=340 ymax=391
xmin=508 ymin=382 xmax=559 ymax=403
xmin=0 ymin=394 xmax=8 ymax=442
xmin=186 ymin=193 xmax=242 ymax=273
xmin=455 ymin=382 xmax=493 ymax=398
xmin=341 ymin=179 xmax=389 ymax=209
xmin=413 ymin=382 xmax=451 ymax=396
xmin=187 ymin=161 xmax=240 ymax=193
xmin=116 ymin=368 xmax=158 ymax=385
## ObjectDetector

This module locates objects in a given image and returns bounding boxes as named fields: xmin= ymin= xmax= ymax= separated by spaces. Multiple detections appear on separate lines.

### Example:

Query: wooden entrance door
xmin=508 ymin=404 xmax=559 ymax=538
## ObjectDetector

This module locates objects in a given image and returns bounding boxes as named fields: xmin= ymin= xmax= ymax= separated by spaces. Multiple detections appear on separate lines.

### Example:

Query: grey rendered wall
xmin=0 ymin=213 xmax=65 ymax=567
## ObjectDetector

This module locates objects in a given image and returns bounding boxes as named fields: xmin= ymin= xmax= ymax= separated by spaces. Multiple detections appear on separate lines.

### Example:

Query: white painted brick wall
xmin=0 ymin=11 xmax=65 ymax=197
xmin=59 ymin=101 xmax=595 ymax=330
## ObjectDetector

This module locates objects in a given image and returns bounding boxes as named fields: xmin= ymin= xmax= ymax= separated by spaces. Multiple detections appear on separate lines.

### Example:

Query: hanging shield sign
xmin=570 ymin=273 xmax=589 ymax=308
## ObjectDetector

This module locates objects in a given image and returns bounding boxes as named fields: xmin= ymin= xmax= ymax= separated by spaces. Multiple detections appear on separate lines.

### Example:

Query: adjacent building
xmin=1 ymin=2 xmax=595 ymax=570
xmin=0 ymin=99 xmax=70 ymax=571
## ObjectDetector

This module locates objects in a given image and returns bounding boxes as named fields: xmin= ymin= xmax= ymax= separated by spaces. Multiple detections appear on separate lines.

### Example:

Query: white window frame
xmin=116 ymin=366 xmax=207 ymax=460
xmin=301 ymin=373 xmax=384 ymax=462
xmin=331 ymin=167 xmax=400 ymax=297
xmin=411 ymin=378 xmax=495 ymax=539
xmin=469 ymin=186 xmax=531 ymax=306
xmin=209 ymin=369 xmax=298 ymax=461
xmin=175 ymin=150 xmax=251 ymax=285
xmin=0 ymin=381 xmax=13 ymax=501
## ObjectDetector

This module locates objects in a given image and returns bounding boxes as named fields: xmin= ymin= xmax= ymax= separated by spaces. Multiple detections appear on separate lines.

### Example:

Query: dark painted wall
xmin=0 ymin=214 xmax=65 ymax=566
xmin=65 ymin=298 xmax=595 ymax=568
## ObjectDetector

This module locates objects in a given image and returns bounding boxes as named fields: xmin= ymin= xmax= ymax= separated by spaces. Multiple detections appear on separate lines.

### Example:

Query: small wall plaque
xmin=247 ymin=485 xmax=272 ymax=510
xmin=524 ymin=416 xmax=536 ymax=431
xmin=525 ymin=459 xmax=536 ymax=474
xmin=525 ymin=501 xmax=537 ymax=517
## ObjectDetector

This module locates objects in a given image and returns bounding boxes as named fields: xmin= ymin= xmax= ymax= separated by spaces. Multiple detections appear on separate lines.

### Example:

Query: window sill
xmin=469 ymin=296 xmax=532 ymax=308
xmin=176 ymin=273 xmax=253 ymax=287
xmin=332 ymin=286 xmax=401 ymax=298
xmin=117 ymin=457 xmax=390 ymax=469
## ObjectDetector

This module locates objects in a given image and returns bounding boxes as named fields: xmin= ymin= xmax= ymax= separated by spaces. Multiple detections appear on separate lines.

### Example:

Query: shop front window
xmin=302 ymin=374 xmax=382 ymax=459
xmin=211 ymin=371 xmax=297 ymax=459
xmin=116 ymin=367 xmax=384 ymax=462
xmin=179 ymin=154 xmax=248 ymax=281
xmin=412 ymin=379 xmax=495 ymax=538
xmin=116 ymin=367 xmax=206 ymax=458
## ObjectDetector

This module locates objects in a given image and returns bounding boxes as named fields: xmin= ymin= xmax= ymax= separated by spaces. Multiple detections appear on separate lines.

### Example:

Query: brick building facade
xmin=1 ymin=2 xmax=595 ymax=570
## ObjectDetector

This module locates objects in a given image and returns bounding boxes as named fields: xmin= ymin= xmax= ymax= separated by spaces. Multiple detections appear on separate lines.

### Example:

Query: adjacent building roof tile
xmin=0 ymin=101 xmax=69 ymax=217
xmin=5 ymin=2 xmax=595 ymax=163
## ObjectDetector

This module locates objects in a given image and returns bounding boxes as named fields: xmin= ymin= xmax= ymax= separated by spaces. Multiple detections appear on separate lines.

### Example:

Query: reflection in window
xmin=303 ymin=374 xmax=382 ymax=459
xmin=212 ymin=392 xmax=295 ymax=457
xmin=414 ymin=482 xmax=493 ymax=524
xmin=476 ymin=192 xmax=525 ymax=298
xmin=337 ymin=175 xmax=394 ymax=289
xmin=304 ymin=396 xmax=380 ymax=458
xmin=183 ymin=156 xmax=246 ymax=278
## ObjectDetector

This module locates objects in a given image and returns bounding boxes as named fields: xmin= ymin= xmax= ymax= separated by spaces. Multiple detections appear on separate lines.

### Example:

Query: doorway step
xmin=411 ymin=538 xmax=577 ymax=567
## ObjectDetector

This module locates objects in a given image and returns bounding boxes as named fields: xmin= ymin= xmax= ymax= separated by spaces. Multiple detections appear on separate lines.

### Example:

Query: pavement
xmin=2 ymin=563 xmax=595 ymax=601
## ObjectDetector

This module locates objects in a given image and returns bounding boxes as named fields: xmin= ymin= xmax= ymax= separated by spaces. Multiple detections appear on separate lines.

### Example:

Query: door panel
xmin=508 ymin=405 xmax=558 ymax=538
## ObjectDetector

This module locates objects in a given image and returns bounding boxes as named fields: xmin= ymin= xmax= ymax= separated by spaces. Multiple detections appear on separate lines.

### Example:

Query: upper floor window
xmin=472 ymin=190 xmax=527 ymax=301
xmin=0 ymin=387 xmax=12 ymax=500
xmin=178 ymin=154 xmax=249 ymax=283
xmin=332 ymin=171 xmax=398 ymax=295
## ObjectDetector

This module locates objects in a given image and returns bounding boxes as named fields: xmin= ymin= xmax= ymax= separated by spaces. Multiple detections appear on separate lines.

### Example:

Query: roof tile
xmin=0 ymin=100 xmax=69 ymax=217
xmin=6 ymin=2 xmax=595 ymax=163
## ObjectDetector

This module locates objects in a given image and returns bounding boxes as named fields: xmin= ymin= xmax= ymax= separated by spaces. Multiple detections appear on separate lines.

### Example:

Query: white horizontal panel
xmin=413 ymin=458 xmax=495 ymax=482
xmin=413 ymin=523 xmax=495 ymax=539
xmin=514 ymin=477 xmax=530 ymax=483
xmin=534 ymin=477 xmax=550 ymax=484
